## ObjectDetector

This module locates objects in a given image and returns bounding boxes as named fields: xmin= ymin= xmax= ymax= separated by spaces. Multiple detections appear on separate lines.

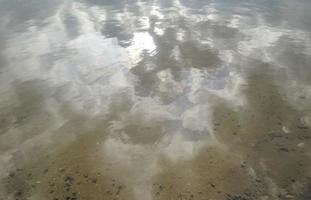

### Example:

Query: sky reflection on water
xmin=0 ymin=0 xmax=311 ymax=200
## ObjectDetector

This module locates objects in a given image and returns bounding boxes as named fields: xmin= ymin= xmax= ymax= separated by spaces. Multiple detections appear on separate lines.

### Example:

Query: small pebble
xmin=285 ymin=194 xmax=294 ymax=199
xmin=297 ymin=143 xmax=305 ymax=148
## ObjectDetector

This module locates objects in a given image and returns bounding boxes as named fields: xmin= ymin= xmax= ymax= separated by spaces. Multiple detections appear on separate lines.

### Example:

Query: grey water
xmin=0 ymin=0 xmax=311 ymax=199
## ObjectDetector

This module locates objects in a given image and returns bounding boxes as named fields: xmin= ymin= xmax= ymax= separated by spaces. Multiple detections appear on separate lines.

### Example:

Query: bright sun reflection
xmin=127 ymin=32 xmax=157 ymax=66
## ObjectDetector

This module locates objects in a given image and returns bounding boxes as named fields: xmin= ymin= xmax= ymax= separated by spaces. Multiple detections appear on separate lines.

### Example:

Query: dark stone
xmin=297 ymin=125 xmax=309 ymax=130
xmin=116 ymin=185 xmax=122 ymax=195
xmin=15 ymin=191 xmax=22 ymax=197
xmin=299 ymin=96 xmax=306 ymax=99
xmin=279 ymin=148 xmax=289 ymax=152
xmin=64 ymin=176 xmax=74 ymax=183
xmin=59 ymin=168 xmax=66 ymax=173
xmin=255 ymin=178 xmax=262 ymax=183
xmin=159 ymin=185 xmax=163 ymax=190
xmin=9 ymin=172 xmax=15 ymax=178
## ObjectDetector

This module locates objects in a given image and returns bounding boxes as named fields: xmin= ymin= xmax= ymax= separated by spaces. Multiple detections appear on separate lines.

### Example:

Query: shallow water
xmin=0 ymin=0 xmax=311 ymax=199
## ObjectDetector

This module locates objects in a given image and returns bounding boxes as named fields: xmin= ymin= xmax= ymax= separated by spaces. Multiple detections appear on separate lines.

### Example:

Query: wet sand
xmin=0 ymin=0 xmax=311 ymax=200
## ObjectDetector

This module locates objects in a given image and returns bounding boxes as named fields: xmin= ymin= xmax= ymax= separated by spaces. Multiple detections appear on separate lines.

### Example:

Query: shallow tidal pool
xmin=0 ymin=0 xmax=311 ymax=200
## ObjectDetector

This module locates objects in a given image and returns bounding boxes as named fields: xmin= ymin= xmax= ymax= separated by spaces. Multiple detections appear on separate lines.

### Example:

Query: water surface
xmin=0 ymin=0 xmax=311 ymax=199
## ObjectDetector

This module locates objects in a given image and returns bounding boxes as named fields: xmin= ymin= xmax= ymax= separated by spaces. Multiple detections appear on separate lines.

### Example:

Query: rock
xmin=8 ymin=172 xmax=15 ymax=178
xmin=299 ymin=95 xmax=306 ymax=99
xmin=15 ymin=191 xmax=22 ymax=197
xmin=92 ymin=178 xmax=97 ymax=184
xmin=297 ymin=143 xmax=305 ymax=148
xmin=285 ymin=194 xmax=294 ymax=199
xmin=64 ymin=175 xmax=74 ymax=183
xmin=241 ymin=161 xmax=247 ymax=168
xmin=279 ymin=147 xmax=289 ymax=152
xmin=255 ymin=178 xmax=262 ymax=183
xmin=282 ymin=126 xmax=291 ymax=134
xmin=59 ymin=168 xmax=66 ymax=172
xmin=297 ymin=125 xmax=309 ymax=129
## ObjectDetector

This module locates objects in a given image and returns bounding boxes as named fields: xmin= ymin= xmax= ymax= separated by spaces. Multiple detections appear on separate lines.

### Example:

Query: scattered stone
xmin=298 ymin=135 xmax=311 ymax=140
xmin=285 ymin=194 xmax=294 ymax=199
xmin=299 ymin=95 xmax=306 ymax=99
xmin=64 ymin=175 xmax=74 ymax=183
xmin=282 ymin=126 xmax=291 ymax=134
xmin=15 ymin=191 xmax=22 ymax=197
xmin=279 ymin=147 xmax=289 ymax=152
xmin=64 ymin=195 xmax=78 ymax=200
xmin=297 ymin=125 xmax=309 ymax=130
xmin=92 ymin=178 xmax=97 ymax=184
xmin=9 ymin=172 xmax=15 ymax=178
xmin=297 ymin=143 xmax=305 ymax=148
xmin=116 ymin=185 xmax=122 ymax=195
xmin=255 ymin=178 xmax=262 ymax=183
xmin=49 ymin=182 xmax=55 ymax=187
xmin=241 ymin=161 xmax=247 ymax=168
xmin=225 ymin=194 xmax=250 ymax=200
xmin=159 ymin=185 xmax=163 ymax=191
xmin=59 ymin=168 xmax=66 ymax=173
xmin=268 ymin=132 xmax=283 ymax=139
xmin=243 ymin=192 xmax=252 ymax=197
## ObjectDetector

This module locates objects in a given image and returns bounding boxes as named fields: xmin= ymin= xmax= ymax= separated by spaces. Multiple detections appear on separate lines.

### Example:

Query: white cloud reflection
xmin=1 ymin=0 xmax=311 ymax=199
